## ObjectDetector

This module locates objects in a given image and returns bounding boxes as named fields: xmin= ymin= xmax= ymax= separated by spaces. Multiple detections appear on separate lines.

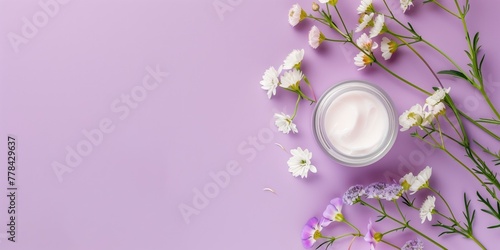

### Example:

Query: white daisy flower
xmin=430 ymin=102 xmax=446 ymax=115
xmin=280 ymin=68 xmax=303 ymax=90
xmin=287 ymin=147 xmax=317 ymax=178
xmin=421 ymin=111 xmax=434 ymax=127
xmin=426 ymin=87 xmax=451 ymax=106
xmin=355 ymin=13 xmax=374 ymax=32
xmin=370 ymin=14 xmax=385 ymax=38
xmin=283 ymin=49 xmax=305 ymax=70
xmin=354 ymin=51 xmax=373 ymax=70
xmin=399 ymin=172 xmax=416 ymax=191
xmin=274 ymin=113 xmax=298 ymax=134
xmin=420 ymin=196 xmax=436 ymax=223
xmin=410 ymin=166 xmax=432 ymax=194
xmin=369 ymin=14 xmax=385 ymax=38
xmin=381 ymin=37 xmax=398 ymax=60
xmin=319 ymin=0 xmax=338 ymax=5
xmin=289 ymin=4 xmax=307 ymax=27
xmin=357 ymin=0 xmax=374 ymax=14
xmin=308 ymin=26 xmax=325 ymax=49
xmin=399 ymin=104 xmax=425 ymax=131
xmin=260 ymin=66 xmax=282 ymax=99
xmin=400 ymin=0 xmax=414 ymax=13
xmin=356 ymin=33 xmax=378 ymax=52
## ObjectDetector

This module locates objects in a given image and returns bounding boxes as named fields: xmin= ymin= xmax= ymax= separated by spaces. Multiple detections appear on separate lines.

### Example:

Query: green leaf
xmin=376 ymin=215 xmax=386 ymax=222
xmin=477 ymin=118 xmax=500 ymax=125
xmin=438 ymin=70 xmax=469 ymax=81
xmin=479 ymin=54 xmax=486 ymax=71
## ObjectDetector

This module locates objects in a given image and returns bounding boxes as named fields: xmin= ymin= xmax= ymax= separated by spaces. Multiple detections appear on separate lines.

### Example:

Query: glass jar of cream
xmin=313 ymin=80 xmax=398 ymax=167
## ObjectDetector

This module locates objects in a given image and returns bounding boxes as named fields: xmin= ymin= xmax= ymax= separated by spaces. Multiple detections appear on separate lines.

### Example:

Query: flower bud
xmin=312 ymin=2 xmax=320 ymax=11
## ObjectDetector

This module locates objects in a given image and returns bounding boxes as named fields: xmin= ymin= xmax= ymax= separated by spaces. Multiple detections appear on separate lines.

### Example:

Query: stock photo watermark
xmin=7 ymin=0 xmax=71 ymax=53
xmin=178 ymin=117 xmax=276 ymax=225
xmin=213 ymin=0 xmax=243 ymax=21
xmin=51 ymin=65 xmax=169 ymax=183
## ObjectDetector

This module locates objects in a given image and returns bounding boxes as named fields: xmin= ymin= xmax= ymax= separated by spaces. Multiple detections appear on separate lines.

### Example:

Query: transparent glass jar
xmin=312 ymin=80 xmax=398 ymax=167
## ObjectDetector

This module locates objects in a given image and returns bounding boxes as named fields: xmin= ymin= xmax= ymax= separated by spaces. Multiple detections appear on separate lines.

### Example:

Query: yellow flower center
xmin=362 ymin=54 xmax=374 ymax=65
xmin=388 ymin=41 xmax=398 ymax=53
xmin=329 ymin=0 xmax=338 ymax=6
xmin=313 ymin=230 xmax=322 ymax=240
xmin=335 ymin=213 xmax=344 ymax=222
xmin=408 ymin=112 xmax=423 ymax=125
xmin=401 ymin=180 xmax=411 ymax=191
xmin=374 ymin=232 xmax=383 ymax=242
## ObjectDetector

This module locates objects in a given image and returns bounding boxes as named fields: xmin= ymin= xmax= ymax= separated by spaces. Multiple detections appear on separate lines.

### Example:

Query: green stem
xmin=306 ymin=15 xmax=330 ymax=27
xmin=334 ymin=6 xmax=349 ymax=34
xmin=290 ymin=94 xmax=301 ymax=120
xmin=360 ymin=201 xmax=447 ymax=249
xmin=481 ymin=88 xmax=500 ymax=119
xmin=428 ymin=186 xmax=458 ymax=222
xmin=325 ymin=38 xmax=348 ymax=42
xmin=444 ymin=114 xmax=463 ymax=140
xmin=422 ymin=125 xmax=464 ymax=147
xmin=454 ymin=0 xmax=500 ymax=120
xmin=393 ymin=35 xmax=443 ymax=88
xmin=334 ymin=232 xmax=363 ymax=240
xmin=381 ymin=240 xmax=400 ymax=249
xmin=302 ymin=76 xmax=317 ymax=102
xmin=429 ymin=0 xmax=461 ymax=18
xmin=394 ymin=200 xmax=408 ymax=223
xmin=421 ymin=39 xmax=473 ymax=85
xmin=459 ymin=110 xmax=500 ymax=141
xmin=374 ymin=61 xmax=431 ymax=95
xmin=442 ymin=149 xmax=500 ymax=204
xmin=383 ymin=226 xmax=406 ymax=236
xmin=343 ymin=219 xmax=361 ymax=235
xmin=471 ymin=237 xmax=487 ymax=250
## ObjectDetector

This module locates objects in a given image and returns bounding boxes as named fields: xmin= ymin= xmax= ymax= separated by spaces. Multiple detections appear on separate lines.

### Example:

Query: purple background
xmin=1 ymin=0 xmax=500 ymax=249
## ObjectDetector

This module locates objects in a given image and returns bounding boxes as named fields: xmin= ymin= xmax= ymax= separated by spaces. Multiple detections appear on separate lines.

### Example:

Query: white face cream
xmin=325 ymin=90 xmax=389 ymax=156
xmin=313 ymin=81 xmax=397 ymax=167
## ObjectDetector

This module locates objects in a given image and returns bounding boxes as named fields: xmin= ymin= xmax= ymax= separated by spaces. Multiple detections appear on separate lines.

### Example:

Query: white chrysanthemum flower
xmin=399 ymin=104 xmax=425 ymax=131
xmin=283 ymin=49 xmax=305 ymax=70
xmin=355 ymin=13 xmax=374 ymax=32
xmin=430 ymin=102 xmax=446 ymax=115
xmin=280 ymin=68 xmax=303 ymax=90
xmin=410 ymin=166 xmax=432 ymax=194
xmin=356 ymin=33 xmax=378 ymax=52
xmin=369 ymin=14 xmax=385 ymax=38
xmin=381 ymin=37 xmax=398 ymax=60
xmin=289 ymin=4 xmax=307 ymax=27
xmin=274 ymin=112 xmax=298 ymax=134
xmin=260 ymin=66 xmax=282 ymax=99
xmin=309 ymin=26 xmax=325 ymax=49
xmin=354 ymin=51 xmax=373 ymax=70
xmin=400 ymin=0 xmax=414 ymax=13
xmin=287 ymin=147 xmax=317 ymax=178
xmin=426 ymin=87 xmax=451 ymax=106
xmin=399 ymin=172 xmax=416 ymax=191
xmin=357 ymin=0 xmax=374 ymax=14
xmin=421 ymin=111 xmax=434 ymax=127
xmin=319 ymin=0 xmax=338 ymax=5
xmin=420 ymin=196 xmax=436 ymax=223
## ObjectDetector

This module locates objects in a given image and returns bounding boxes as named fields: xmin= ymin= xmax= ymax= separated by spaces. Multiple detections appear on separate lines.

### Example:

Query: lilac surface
xmin=0 ymin=0 xmax=499 ymax=249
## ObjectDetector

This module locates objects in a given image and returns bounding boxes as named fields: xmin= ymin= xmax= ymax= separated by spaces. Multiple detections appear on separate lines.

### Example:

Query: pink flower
xmin=322 ymin=198 xmax=344 ymax=226
xmin=301 ymin=217 xmax=323 ymax=248
xmin=364 ymin=220 xmax=382 ymax=250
